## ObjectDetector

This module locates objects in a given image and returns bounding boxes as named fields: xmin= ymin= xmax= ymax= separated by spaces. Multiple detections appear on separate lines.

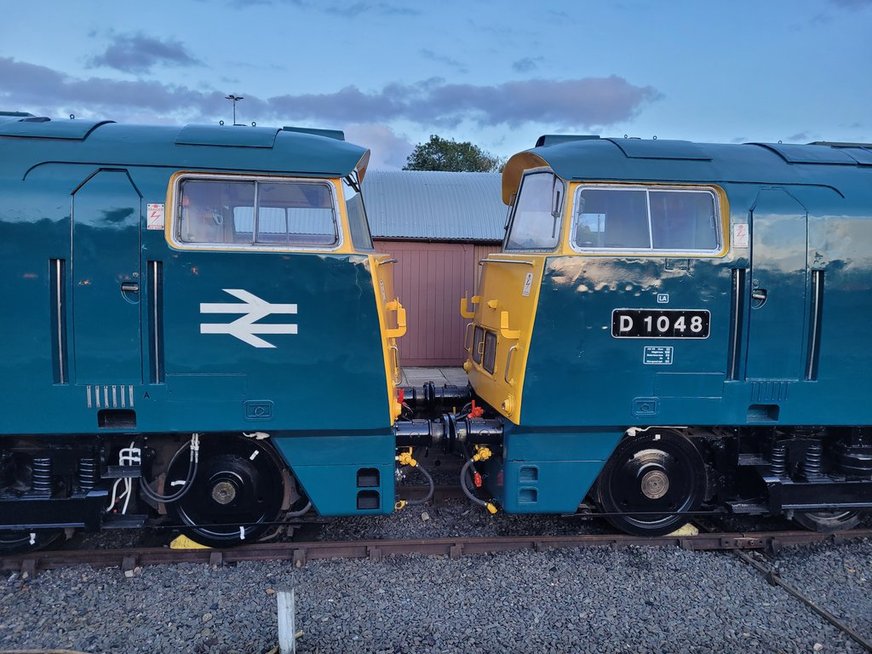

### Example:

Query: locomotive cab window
xmin=505 ymin=171 xmax=565 ymax=251
xmin=343 ymin=173 xmax=374 ymax=251
xmin=175 ymin=177 xmax=339 ymax=248
xmin=571 ymin=186 xmax=721 ymax=253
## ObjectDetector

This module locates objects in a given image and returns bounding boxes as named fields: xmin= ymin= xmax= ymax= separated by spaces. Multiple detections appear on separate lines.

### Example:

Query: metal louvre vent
xmin=86 ymin=385 xmax=135 ymax=410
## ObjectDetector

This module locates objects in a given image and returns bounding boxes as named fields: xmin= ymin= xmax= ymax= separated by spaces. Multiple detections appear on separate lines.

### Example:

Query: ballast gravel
xmin=318 ymin=498 xmax=610 ymax=543
xmin=774 ymin=539 xmax=872 ymax=646
xmin=2 ymin=532 xmax=870 ymax=653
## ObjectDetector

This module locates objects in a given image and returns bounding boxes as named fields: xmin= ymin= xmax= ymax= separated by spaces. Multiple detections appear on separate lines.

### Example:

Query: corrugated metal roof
xmin=364 ymin=170 xmax=505 ymax=242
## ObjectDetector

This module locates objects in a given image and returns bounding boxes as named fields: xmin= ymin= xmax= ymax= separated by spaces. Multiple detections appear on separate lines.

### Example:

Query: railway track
xmin=3 ymin=528 xmax=870 ymax=577
xmin=731 ymin=547 xmax=872 ymax=651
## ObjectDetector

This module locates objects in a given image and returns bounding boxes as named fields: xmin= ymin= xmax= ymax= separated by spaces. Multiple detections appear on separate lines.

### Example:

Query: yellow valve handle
xmin=460 ymin=295 xmax=481 ymax=319
xmin=385 ymin=299 xmax=407 ymax=338
xmin=472 ymin=446 xmax=493 ymax=463
xmin=395 ymin=500 xmax=408 ymax=511
xmin=485 ymin=502 xmax=498 ymax=515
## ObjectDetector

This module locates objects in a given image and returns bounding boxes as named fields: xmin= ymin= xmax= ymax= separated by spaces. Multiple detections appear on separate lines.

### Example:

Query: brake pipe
xmin=460 ymin=446 xmax=498 ymax=515
xmin=394 ymin=448 xmax=435 ymax=508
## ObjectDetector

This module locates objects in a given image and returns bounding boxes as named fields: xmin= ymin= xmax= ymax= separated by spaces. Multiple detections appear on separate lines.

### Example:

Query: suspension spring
xmin=78 ymin=456 xmax=98 ymax=492
xmin=31 ymin=457 xmax=52 ymax=495
xmin=803 ymin=443 xmax=823 ymax=480
xmin=770 ymin=443 xmax=787 ymax=476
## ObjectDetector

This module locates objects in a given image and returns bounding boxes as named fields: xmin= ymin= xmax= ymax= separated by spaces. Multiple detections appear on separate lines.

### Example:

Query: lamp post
xmin=225 ymin=94 xmax=244 ymax=126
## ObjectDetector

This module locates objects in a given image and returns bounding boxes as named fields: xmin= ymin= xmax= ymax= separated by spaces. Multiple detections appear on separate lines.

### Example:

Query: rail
xmin=4 ymin=528 xmax=870 ymax=576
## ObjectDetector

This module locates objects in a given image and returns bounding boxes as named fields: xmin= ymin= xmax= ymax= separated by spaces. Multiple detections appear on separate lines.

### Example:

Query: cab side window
xmin=177 ymin=177 xmax=338 ymax=248
xmin=575 ymin=189 xmax=648 ymax=249
xmin=649 ymin=190 xmax=719 ymax=250
xmin=505 ymin=171 xmax=564 ymax=251
xmin=573 ymin=186 xmax=720 ymax=253
xmin=179 ymin=180 xmax=252 ymax=244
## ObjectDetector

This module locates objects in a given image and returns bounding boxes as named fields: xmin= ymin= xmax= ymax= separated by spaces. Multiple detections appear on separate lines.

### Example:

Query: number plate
xmin=611 ymin=309 xmax=710 ymax=339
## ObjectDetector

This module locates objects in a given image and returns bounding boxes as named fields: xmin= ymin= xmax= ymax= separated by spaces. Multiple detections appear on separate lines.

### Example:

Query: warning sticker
xmin=733 ymin=223 xmax=749 ymax=248
xmin=522 ymin=272 xmax=534 ymax=297
xmin=147 ymin=203 xmax=165 ymax=230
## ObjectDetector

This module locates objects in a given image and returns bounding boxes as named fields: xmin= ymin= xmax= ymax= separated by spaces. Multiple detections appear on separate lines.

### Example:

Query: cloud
xmin=0 ymin=57 xmax=222 ymax=118
xmin=787 ymin=132 xmax=812 ymax=142
xmin=269 ymin=76 xmax=660 ymax=128
xmin=512 ymin=57 xmax=543 ymax=73
xmin=90 ymin=33 xmax=201 ymax=74
xmin=0 ymin=57 xmax=659 ymax=130
xmin=343 ymin=123 xmax=414 ymax=169
xmin=420 ymin=49 xmax=468 ymax=74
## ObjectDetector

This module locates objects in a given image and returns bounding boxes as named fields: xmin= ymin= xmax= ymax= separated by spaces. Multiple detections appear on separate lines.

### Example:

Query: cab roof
xmin=0 ymin=113 xmax=370 ymax=180
xmin=502 ymin=135 xmax=872 ymax=204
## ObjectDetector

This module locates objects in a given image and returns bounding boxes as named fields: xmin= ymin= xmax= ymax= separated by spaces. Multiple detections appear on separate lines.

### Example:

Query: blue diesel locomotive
xmin=1 ymin=113 xmax=870 ymax=551
xmin=461 ymin=135 xmax=872 ymax=535
xmin=0 ymin=112 xmax=406 ymax=550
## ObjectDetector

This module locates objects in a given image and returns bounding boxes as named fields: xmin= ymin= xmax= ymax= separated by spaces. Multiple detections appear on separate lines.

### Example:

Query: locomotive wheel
xmin=792 ymin=510 xmax=864 ymax=533
xmin=0 ymin=529 xmax=62 ymax=554
xmin=595 ymin=428 xmax=707 ymax=536
xmin=165 ymin=435 xmax=286 ymax=548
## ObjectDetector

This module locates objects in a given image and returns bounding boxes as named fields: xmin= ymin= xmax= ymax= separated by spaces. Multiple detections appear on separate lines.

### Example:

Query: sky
xmin=1 ymin=0 xmax=870 ymax=169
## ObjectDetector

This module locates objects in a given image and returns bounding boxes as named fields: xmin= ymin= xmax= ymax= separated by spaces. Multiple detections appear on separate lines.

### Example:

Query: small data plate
xmin=643 ymin=346 xmax=674 ymax=365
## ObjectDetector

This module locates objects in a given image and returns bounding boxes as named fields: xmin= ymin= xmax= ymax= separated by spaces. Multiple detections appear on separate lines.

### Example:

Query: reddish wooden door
xmin=375 ymin=241 xmax=499 ymax=366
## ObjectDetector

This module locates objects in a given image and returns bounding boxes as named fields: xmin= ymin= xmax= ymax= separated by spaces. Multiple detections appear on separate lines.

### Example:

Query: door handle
xmin=751 ymin=288 xmax=767 ymax=308
xmin=121 ymin=282 xmax=140 ymax=293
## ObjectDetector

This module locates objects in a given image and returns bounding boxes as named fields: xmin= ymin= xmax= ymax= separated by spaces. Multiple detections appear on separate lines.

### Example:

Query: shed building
xmin=365 ymin=170 xmax=505 ymax=366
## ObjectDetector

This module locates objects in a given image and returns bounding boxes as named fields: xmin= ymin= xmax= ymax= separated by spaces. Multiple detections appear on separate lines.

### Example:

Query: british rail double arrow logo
xmin=200 ymin=289 xmax=298 ymax=348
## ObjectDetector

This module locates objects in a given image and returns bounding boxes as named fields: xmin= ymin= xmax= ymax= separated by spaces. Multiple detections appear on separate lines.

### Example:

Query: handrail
xmin=504 ymin=345 xmax=519 ymax=385
xmin=479 ymin=258 xmax=534 ymax=266
xmin=389 ymin=345 xmax=401 ymax=384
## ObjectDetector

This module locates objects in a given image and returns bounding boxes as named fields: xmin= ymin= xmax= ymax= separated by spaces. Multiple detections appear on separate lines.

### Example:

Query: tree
xmin=403 ymin=135 xmax=503 ymax=172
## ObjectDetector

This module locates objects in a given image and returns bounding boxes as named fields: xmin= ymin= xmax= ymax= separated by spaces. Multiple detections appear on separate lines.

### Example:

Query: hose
xmin=404 ymin=464 xmax=434 ymax=506
xmin=139 ymin=434 xmax=200 ymax=504
xmin=285 ymin=500 xmax=313 ymax=517
xmin=459 ymin=458 xmax=489 ymax=508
